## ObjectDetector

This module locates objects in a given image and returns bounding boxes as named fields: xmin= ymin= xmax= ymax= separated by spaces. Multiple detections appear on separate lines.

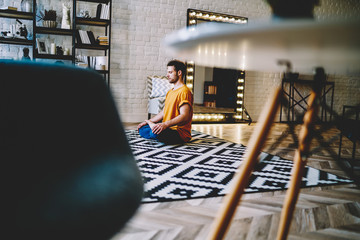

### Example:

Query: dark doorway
xmin=213 ymin=67 xmax=238 ymax=108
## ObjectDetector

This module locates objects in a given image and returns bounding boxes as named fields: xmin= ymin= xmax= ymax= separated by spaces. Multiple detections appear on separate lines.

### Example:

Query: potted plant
xmin=42 ymin=10 xmax=57 ymax=28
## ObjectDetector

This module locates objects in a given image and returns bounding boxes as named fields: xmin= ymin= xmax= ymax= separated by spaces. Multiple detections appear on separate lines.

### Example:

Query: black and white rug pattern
xmin=125 ymin=130 xmax=353 ymax=203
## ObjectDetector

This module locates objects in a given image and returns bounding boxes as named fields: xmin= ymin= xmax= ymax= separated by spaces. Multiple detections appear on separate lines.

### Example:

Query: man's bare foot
xmin=145 ymin=120 xmax=156 ymax=130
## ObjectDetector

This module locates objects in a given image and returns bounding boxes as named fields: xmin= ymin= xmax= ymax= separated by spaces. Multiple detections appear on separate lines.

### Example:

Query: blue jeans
xmin=138 ymin=124 xmax=184 ymax=144
xmin=138 ymin=124 xmax=158 ymax=139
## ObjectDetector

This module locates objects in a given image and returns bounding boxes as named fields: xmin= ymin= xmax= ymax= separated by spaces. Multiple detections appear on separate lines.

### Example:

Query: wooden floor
xmin=112 ymin=123 xmax=360 ymax=240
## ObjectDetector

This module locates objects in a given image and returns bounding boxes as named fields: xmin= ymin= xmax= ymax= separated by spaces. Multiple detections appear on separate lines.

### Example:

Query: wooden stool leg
xmin=207 ymin=87 xmax=283 ymax=240
xmin=276 ymin=90 xmax=320 ymax=240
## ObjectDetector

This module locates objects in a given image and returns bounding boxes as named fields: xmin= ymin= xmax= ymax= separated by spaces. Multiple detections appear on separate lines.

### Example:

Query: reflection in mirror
xmin=186 ymin=9 xmax=251 ymax=123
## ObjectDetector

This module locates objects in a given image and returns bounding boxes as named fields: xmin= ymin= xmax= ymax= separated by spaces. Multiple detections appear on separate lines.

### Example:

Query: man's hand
xmin=137 ymin=121 xmax=147 ymax=131
xmin=152 ymin=122 xmax=168 ymax=134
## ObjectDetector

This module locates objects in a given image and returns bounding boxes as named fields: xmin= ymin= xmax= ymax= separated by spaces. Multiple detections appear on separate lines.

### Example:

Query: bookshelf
xmin=203 ymin=81 xmax=217 ymax=108
xmin=0 ymin=0 xmax=112 ymax=86
xmin=32 ymin=0 xmax=74 ymax=64
xmin=74 ymin=0 xmax=111 ymax=85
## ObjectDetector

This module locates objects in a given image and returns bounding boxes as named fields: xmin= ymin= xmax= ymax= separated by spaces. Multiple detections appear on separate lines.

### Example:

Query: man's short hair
xmin=167 ymin=60 xmax=187 ymax=77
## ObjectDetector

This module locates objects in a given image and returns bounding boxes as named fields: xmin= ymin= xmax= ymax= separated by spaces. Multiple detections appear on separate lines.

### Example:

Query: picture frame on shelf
xmin=36 ymin=39 xmax=47 ymax=54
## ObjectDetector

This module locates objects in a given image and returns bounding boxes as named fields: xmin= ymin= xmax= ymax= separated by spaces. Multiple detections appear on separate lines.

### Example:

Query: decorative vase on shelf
xmin=61 ymin=2 xmax=71 ymax=29
xmin=21 ymin=0 xmax=32 ymax=13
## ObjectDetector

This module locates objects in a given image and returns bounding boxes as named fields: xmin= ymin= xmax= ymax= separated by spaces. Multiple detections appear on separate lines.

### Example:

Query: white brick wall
xmin=1 ymin=0 xmax=360 ymax=122
xmin=315 ymin=0 xmax=360 ymax=20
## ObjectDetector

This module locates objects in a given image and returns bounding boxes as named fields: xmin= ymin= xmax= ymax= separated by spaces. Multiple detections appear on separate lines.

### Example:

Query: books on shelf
xmin=87 ymin=31 xmax=96 ymax=45
xmin=96 ymin=3 xmax=110 ymax=20
xmin=97 ymin=35 xmax=109 ymax=45
xmin=76 ymin=30 xmax=99 ymax=45
xmin=80 ymin=30 xmax=90 ymax=44
xmin=205 ymin=85 xmax=217 ymax=95
xmin=76 ymin=55 xmax=108 ymax=70
xmin=75 ymin=30 xmax=109 ymax=47
xmin=75 ymin=30 xmax=82 ymax=43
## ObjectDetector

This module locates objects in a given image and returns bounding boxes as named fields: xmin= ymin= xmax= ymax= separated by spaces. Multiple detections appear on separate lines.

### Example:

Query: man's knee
xmin=139 ymin=125 xmax=150 ymax=138
xmin=139 ymin=125 xmax=158 ymax=139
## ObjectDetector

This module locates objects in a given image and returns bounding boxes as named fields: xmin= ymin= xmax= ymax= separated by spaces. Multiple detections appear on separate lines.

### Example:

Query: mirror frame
xmin=186 ymin=8 xmax=251 ymax=123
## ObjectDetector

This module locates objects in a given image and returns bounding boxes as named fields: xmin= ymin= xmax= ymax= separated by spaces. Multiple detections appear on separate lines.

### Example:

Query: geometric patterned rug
xmin=125 ymin=130 xmax=353 ymax=203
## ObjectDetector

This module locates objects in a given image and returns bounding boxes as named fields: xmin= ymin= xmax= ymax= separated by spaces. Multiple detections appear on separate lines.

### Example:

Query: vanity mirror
xmin=186 ymin=9 xmax=251 ymax=123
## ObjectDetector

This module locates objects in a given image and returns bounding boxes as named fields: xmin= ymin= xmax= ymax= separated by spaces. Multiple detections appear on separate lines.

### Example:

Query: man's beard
xmin=168 ymin=76 xmax=178 ymax=84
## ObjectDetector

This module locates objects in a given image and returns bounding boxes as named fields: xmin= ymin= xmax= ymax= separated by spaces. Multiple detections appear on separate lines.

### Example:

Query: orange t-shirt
xmin=163 ymin=85 xmax=193 ymax=142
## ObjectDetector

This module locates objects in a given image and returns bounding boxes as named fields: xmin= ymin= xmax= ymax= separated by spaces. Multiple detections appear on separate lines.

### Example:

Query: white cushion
xmin=150 ymin=77 xmax=173 ymax=98
xmin=148 ymin=97 xmax=166 ymax=114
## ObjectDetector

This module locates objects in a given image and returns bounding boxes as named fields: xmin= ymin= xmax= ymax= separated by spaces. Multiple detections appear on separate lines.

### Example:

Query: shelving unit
xmin=31 ymin=0 xmax=73 ymax=64
xmin=0 ymin=0 xmax=111 ymax=86
xmin=0 ymin=9 xmax=33 ymax=46
xmin=203 ymin=81 xmax=217 ymax=108
xmin=74 ymin=0 xmax=111 ymax=86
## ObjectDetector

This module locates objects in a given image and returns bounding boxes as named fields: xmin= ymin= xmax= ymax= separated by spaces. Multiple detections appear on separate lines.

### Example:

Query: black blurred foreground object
xmin=0 ymin=60 xmax=143 ymax=240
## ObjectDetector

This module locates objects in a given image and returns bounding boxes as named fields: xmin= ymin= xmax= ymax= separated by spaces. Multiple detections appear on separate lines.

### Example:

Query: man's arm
xmin=137 ymin=110 xmax=164 ymax=131
xmin=151 ymin=103 xmax=191 ymax=134
xmin=149 ymin=110 xmax=164 ymax=123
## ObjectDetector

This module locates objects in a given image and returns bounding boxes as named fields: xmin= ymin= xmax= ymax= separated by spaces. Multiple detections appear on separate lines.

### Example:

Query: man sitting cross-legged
xmin=137 ymin=60 xmax=193 ymax=144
